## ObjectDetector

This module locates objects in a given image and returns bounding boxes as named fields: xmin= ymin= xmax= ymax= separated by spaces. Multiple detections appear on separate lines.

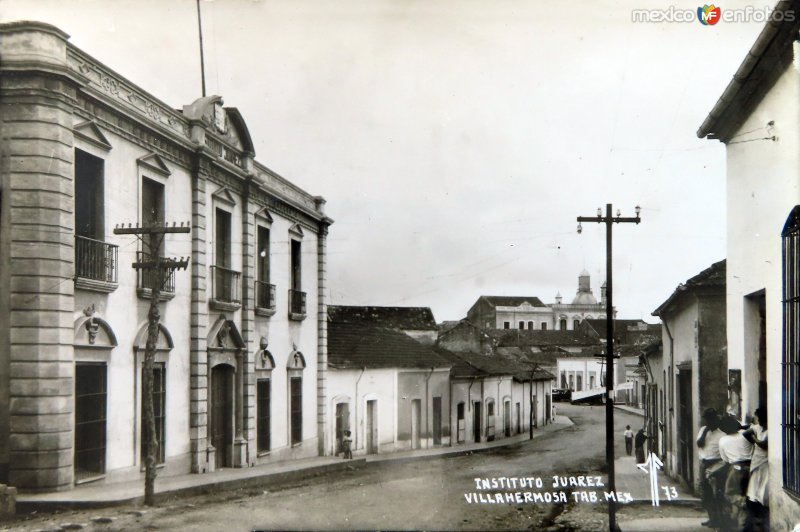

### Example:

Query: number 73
xmin=661 ymin=486 xmax=678 ymax=500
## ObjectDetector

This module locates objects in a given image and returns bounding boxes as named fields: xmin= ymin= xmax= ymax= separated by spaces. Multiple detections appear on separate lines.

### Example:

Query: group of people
xmin=623 ymin=425 xmax=649 ymax=464
xmin=697 ymin=407 xmax=769 ymax=531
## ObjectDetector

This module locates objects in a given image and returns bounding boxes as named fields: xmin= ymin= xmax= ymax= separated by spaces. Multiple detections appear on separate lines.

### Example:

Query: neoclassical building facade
xmin=0 ymin=22 xmax=332 ymax=492
xmin=466 ymin=270 xmax=607 ymax=331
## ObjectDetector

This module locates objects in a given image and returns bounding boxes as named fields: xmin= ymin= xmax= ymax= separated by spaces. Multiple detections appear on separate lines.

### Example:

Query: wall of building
xmin=0 ymin=24 xmax=79 ymax=491
xmin=0 ymin=21 xmax=330 ymax=492
xmin=326 ymin=368 xmax=396 ymax=456
xmin=495 ymin=306 xmax=553 ymax=330
xmin=725 ymin=56 xmax=800 ymax=529
xmin=396 ymin=369 xmax=450 ymax=449
xmin=437 ymin=324 xmax=493 ymax=355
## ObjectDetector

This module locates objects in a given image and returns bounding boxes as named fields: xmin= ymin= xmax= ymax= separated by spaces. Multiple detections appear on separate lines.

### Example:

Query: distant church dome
xmin=572 ymin=270 xmax=597 ymax=305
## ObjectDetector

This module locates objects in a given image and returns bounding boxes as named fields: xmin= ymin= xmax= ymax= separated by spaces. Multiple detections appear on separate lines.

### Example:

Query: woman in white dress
xmin=744 ymin=406 xmax=768 ymax=530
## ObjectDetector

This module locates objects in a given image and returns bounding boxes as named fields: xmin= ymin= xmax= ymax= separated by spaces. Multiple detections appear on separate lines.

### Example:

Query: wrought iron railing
xmin=75 ymin=235 xmax=118 ymax=283
xmin=289 ymin=289 xmax=306 ymax=316
xmin=136 ymin=252 xmax=175 ymax=293
xmin=255 ymin=281 xmax=276 ymax=311
xmin=211 ymin=265 xmax=241 ymax=304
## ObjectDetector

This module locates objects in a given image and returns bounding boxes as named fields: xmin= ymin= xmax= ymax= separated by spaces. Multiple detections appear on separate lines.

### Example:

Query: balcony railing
xmin=288 ymin=289 xmax=306 ymax=319
xmin=255 ymin=281 xmax=276 ymax=312
xmin=136 ymin=252 xmax=175 ymax=299
xmin=210 ymin=265 xmax=241 ymax=309
xmin=75 ymin=235 xmax=118 ymax=290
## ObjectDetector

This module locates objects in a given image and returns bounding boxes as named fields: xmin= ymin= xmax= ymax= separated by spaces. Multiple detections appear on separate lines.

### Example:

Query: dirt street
xmin=4 ymin=404 xmax=657 ymax=531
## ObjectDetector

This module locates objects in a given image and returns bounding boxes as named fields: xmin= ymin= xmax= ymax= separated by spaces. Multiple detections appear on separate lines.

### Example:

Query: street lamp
xmin=576 ymin=203 xmax=641 ymax=532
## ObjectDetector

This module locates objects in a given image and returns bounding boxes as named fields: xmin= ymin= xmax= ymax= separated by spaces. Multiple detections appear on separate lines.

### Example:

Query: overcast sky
xmin=1 ymin=0 xmax=768 ymax=322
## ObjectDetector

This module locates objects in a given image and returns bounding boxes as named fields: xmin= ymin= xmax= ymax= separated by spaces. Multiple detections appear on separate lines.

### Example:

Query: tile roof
xmin=479 ymin=296 xmax=547 ymax=308
xmin=436 ymin=349 xmax=553 ymax=381
xmin=491 ymin=329 xmax=600 ymax=348
xmin=652 ymin=259 xmax=726 ymax=316
xmin=583 ymin=319 xmax=661 ymax=345
xmin=328 ymin=305 xmax=438 ymax=330
xmin=328 ymin=322 xmax=451 ymax=369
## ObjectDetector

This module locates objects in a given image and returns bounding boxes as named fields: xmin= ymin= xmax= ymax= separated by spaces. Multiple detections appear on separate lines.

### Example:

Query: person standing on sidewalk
xmin=718 ymin=414 xmax=754 ymax=530
xmin=342 ymin=430 xmax=353 ymax=459
xmin=743 ymin=407 xmax=768 ymax=531
xmin=697 ymin=407 xmax=724 ymax=528
xmin=634 ymin=428 xmax=648 ymax=464
xmin=624 ymin=425 xmax=634 ymax=456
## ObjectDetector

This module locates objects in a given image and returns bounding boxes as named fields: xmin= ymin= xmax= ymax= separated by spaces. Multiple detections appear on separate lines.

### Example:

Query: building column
xmin=189 ymin=155 xmax=209 ymax=473
xmin=1 ymin=23 xmax=78 ymax=492
xmin=316 ymin=220 xmax=330 ymax=456
xmin=236 ymin=178 xmax=255 ymax=466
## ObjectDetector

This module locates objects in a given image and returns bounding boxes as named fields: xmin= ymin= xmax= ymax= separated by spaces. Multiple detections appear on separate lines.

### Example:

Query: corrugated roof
xmin=328 ymin=305 xmax=438 ymax=330
xmin=479 ymin=296 xmax=547 ymax=308
xmin=328 ymin=322 xmax=450 ymax=369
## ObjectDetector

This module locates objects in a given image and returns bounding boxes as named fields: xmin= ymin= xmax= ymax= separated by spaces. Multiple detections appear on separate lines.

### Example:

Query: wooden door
xmin=677 ymin=369 xmax=693 ymax=486
xmin=211 ymin=365 xmax=233 ymax=469
xmin=335 ymin=402 xmax=349 ymax=455
xmin=411 ymin=399 xmax=421 ymax=449
xmin=367 ymin=400 xmax=378 ymax=454
xmin=472 ymin=401 xmax=481 ymax=442
xmin=432 ymin=397 xmax=442 ymax=445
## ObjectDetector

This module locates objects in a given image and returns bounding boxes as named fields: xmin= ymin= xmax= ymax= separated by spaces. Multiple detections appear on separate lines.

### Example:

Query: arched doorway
xmin=207 ymin=315 xmax=246 ymax=470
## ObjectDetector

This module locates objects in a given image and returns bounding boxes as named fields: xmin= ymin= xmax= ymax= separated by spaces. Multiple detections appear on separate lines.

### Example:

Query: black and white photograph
xmin=0 ymin=0 xmax=799 ymax=530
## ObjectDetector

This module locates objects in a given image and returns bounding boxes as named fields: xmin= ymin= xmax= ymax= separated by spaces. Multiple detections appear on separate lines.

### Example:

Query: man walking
xmin=624 ymin=425 xmax=634 ymax=456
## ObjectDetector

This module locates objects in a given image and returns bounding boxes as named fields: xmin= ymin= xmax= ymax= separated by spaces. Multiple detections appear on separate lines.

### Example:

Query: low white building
xmin=326 ymin=309 xmax=452 ymax=456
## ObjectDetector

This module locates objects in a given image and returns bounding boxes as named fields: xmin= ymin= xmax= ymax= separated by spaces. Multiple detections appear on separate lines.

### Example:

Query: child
xmin=342 ymin=430 xmax=353 ymax=459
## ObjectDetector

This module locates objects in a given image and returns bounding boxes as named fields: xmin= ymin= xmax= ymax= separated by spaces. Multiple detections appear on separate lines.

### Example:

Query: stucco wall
xmin=725 ymin=56 xmax=800 ymax=529
xmin=327 ymin=368 xmax=397 ymax=456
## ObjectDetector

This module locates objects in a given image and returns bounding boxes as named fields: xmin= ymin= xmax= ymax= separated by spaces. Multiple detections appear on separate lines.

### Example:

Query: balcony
xmin=75 ymin=235 xmax=118 ymax=293
xmin=136 ymin=252 xmax=175 ymax=301
xmin=288 ymin=289 xmax=306 ymax=321
xmin=210 ymin=265 xmax=241 ymax=311
xmin=255 ymin=281 xmax=276 ymax=317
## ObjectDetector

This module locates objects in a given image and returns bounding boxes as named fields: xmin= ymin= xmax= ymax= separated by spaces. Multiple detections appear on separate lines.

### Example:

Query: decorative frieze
xmin=67 ymin=48 xmax=190 ymax=139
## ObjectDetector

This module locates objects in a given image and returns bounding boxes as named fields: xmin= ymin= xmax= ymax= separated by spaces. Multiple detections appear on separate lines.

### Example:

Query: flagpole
xmin=196 ymin=0 xmax=206 ymax=97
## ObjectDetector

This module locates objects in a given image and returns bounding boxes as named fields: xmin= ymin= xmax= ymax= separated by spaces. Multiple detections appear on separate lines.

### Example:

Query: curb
xmin=614 ymin=405 xmax=645 ymax=417
xmin=16 ymin=459 xmax=367 ymax=514
xmin=16 ymin=421 xmax=575 ymax=514
xmin=367 ymin=421 xmax=574 ymax=466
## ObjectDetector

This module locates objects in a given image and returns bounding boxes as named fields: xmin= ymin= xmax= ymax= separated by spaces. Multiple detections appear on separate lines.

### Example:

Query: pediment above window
xmin=74 ymin=120 xmax=112 ymax=151
xmin=255 ymin=207 xmax=273 ymax=224
xmin=212 ymin=186 xmax=236 ymax=207
xmin=137 ymin=153 xmax=171 ymax=177
xmin=288 ymin=223 xmax=304 ymax=239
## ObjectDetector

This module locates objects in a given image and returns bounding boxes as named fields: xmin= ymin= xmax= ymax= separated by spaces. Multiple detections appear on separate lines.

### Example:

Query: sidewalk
xmin=367 ymin=414 xmax=573 ymax=464
xmin=615 ymin=404 xmax=645 ymax=417
xmin=614 ymin=453 xmax=704 ymax=531
xmin=615 ymin=454 xmax=699 ymax=505
xmin=17 ymin=415 xmax=573 ymax=513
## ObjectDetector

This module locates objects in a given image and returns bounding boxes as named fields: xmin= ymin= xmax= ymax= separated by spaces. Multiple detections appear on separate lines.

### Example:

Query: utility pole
xmin=529 ymin=362 xmax=539 ymax=439
xmin=576 ymin=203 xmax=640 ymax=532
xmin=114 ymin=221 xmax=190 ymax=506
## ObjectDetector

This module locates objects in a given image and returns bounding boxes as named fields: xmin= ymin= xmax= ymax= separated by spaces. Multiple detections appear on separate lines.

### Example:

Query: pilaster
xmin=1 ymin=27 xmax=77 ymax=491
xmin=189 ymin=156 xmax=209 ymax=473
xmin=316 ymin=221 xmax=329 ymax=456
